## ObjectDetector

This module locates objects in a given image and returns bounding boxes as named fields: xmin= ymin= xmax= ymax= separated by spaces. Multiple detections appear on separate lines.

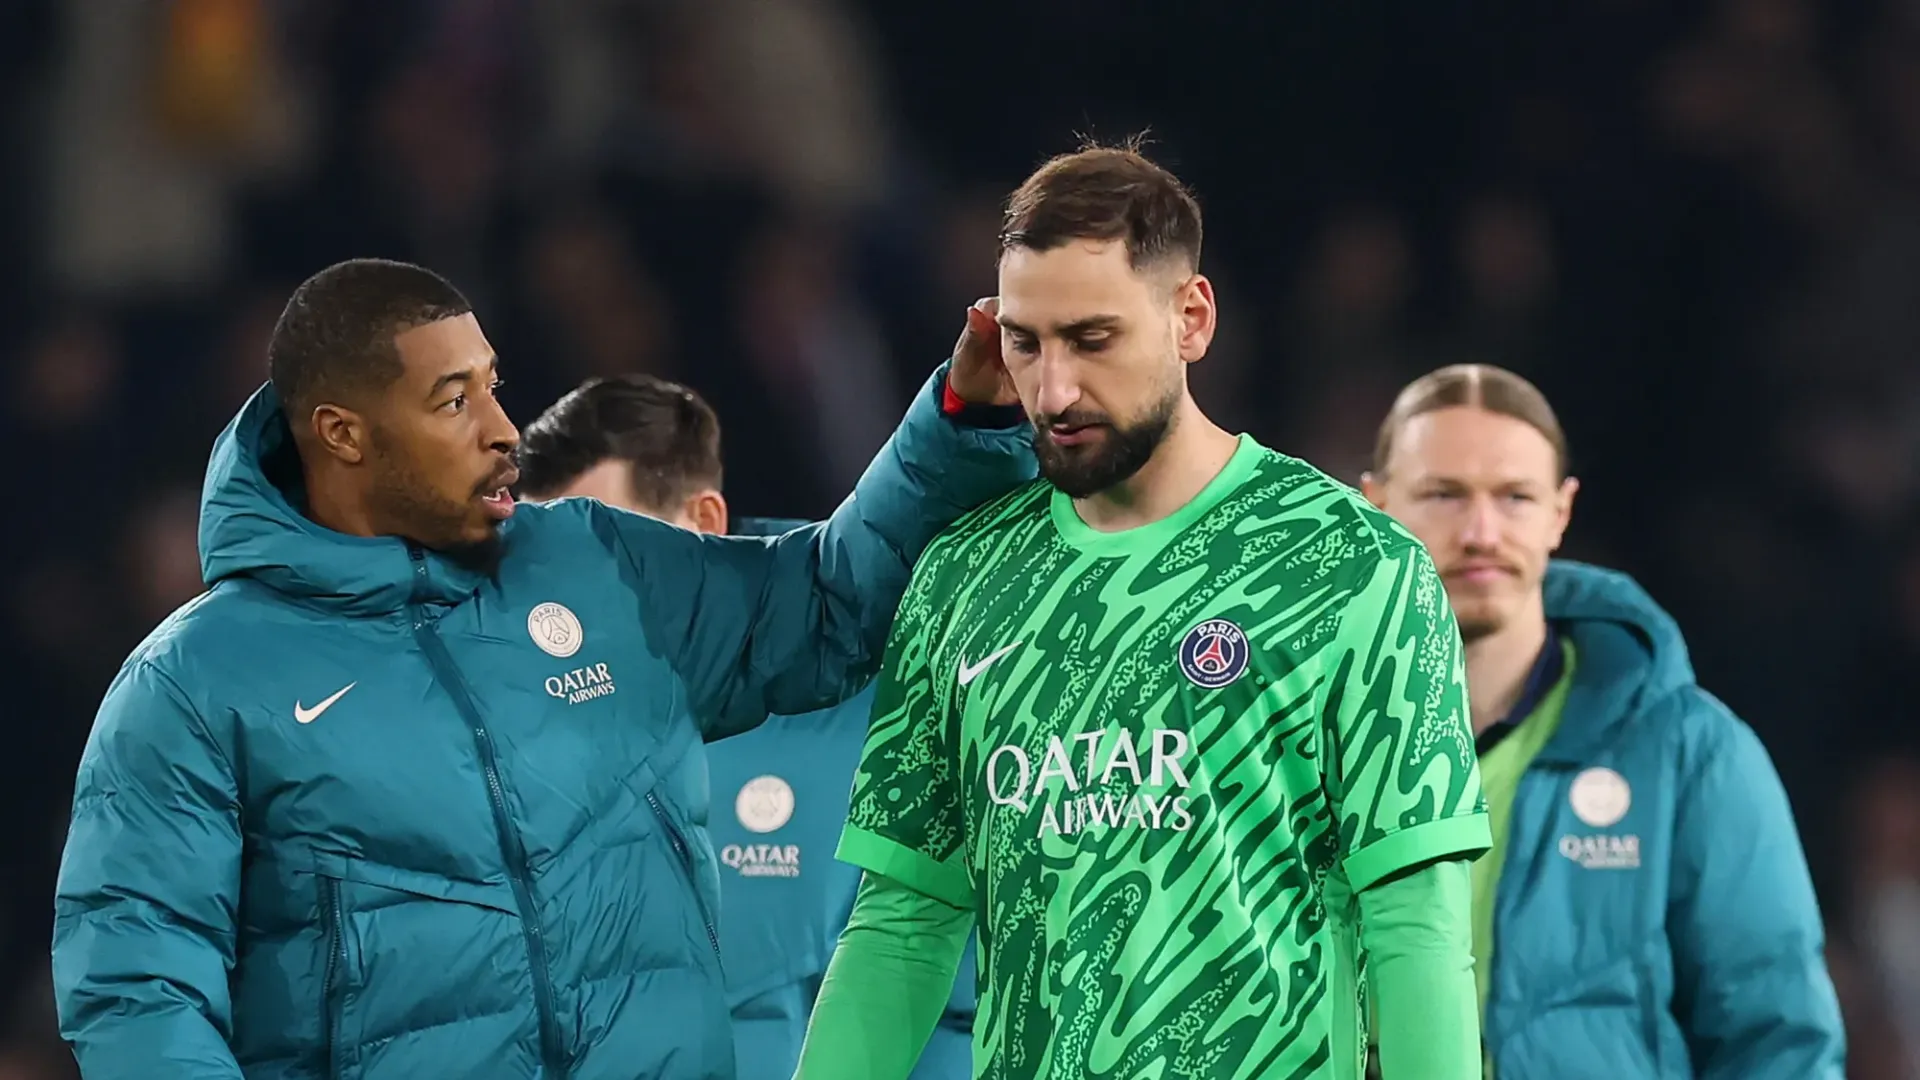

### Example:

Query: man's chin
xmin=1448 ymin=599 xmax=1512 ymax=644
xmin=1040 ymin=461 xmax=1125 ymax=500
xmin=442 ymin=529 xmax=506 ymax=574
xmin=1036 ymin=443 xmax=1148 ymax=500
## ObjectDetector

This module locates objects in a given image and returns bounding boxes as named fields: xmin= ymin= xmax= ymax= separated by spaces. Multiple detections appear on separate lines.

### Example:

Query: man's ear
xmin=1548 ymin=475 xmax=1580 ymax=552
xmin=1359 ymin=471 xmax=1388 ymax=511
xmin=312 ymin=404 xmax=369 ymax=465
xmin=1174 ymin=273 xmax=1218 ymax=364
xmin=685 ymin=489 xmax=728 ymax=536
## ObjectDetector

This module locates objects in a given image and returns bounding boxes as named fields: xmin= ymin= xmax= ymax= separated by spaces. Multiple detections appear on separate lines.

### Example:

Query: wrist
xmin=941 ymin=376 xmax=1026 ymax=429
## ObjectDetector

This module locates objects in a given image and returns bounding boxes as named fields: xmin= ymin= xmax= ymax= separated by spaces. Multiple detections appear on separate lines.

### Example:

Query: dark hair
xmin=267 ymin=258 xmax=472 ymax=418
xmin=1000 ymin=134 xmax=1204 ymax=272
xmin=516 ymin=374 xmax=723 ymax=509
xmin=1374 ymin=363 xmax=1570 ymax=480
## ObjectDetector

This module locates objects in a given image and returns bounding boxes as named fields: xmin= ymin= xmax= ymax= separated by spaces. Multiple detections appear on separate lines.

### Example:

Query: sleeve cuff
xmin=838 ymin=825 xmax=974 ymax=910
xmin=1343 ymin=813 xmax=1493 ymax=893
xmin=937 ymin=369 xmax=1028 ymax=430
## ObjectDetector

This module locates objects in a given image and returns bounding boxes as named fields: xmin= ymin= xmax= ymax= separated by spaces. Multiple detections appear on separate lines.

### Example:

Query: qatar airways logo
xmin=545 ymin=662 xmax=617 ymax=705
xmin=986 ymin=727 xmax=1197 ymax=837
xmin=721 ymin=843 xmax=801 ymax=878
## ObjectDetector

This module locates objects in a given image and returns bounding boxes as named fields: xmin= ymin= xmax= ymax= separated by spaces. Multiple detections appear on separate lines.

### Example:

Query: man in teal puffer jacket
xmin=50 ymin=259 xmax=1034 ymax=1080
xmin=514 ymin=372 xmax=978 ymax=1080
xmin=1362 ymin=363 xmax=1844 ymax=1079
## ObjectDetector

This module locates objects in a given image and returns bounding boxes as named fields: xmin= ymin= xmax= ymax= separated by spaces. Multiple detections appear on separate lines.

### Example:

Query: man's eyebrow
xmin=426 ymin=355 xmax=499 ymax=400
xmin=1410 ymin=473 xmax=1553 ymax=491
xmin=996 ymin=314 xmax=1124 ymax=336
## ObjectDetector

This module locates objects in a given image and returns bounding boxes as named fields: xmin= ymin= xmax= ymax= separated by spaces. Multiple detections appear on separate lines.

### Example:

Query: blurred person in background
xmin=49 ymin=257 xmax=1033 ymax=1080
xmin=1361 ymin=363 xmax=1845 ymax=1079
xmin=1825 ymin=930 xmax=1915 ymax=1080
xmin=514 ymin=371 xmax=980 ymax=1080
xmin=1847 ymin=757 xmax=1920 ymax=1064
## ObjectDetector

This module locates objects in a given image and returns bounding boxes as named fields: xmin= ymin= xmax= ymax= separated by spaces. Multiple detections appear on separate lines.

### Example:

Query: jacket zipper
xmin=645 ymin=791 xmax=722 ymax=964
xmin=319 ymin=878 xmax=345 ymax=1080
xmin=407 ymin=547 xmax=569 ymax=1079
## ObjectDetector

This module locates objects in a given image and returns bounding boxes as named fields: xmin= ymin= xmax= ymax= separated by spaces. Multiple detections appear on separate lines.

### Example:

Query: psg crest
xmin=1178 ymin=618 xmax=1250 ymax=689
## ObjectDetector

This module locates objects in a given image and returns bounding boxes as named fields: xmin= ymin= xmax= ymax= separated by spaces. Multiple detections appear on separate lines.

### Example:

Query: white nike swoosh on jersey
xmin=958 ymin=643 xmax=1022 ymax=687
xmin=294 ymin=682 xmax=357 ymax=725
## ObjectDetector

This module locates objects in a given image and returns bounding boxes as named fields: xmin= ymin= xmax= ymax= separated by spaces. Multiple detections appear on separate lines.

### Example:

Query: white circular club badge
xmin=736 ymin=775 xmax=796 ymax=833
xmin=1568 ymin=766 xmax=1632 ymax=828
xmin=527 ymin=602 xmax=584 ymax=658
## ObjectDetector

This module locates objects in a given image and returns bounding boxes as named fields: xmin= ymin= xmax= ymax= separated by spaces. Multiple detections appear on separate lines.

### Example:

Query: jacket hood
xmin=1538 ymin=559 xmax=1697 ymax=760
xmin=199 ymin=383 xmax=491 ymax=616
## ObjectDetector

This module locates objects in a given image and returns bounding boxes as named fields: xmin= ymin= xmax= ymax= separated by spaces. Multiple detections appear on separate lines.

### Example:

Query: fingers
xmin=948 ymin=294 xmax=1020 ymax=405
xmin=965 ymin=297 xmax=999 ymax=338
xmin=952 ymin=297 xmax=1007 ymax=400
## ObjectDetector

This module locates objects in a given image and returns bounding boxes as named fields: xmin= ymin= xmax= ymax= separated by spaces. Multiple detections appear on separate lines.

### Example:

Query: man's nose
xmin=1460 ymin=494 xmax=1503 ymax=548
xmin=481 ymin=395 xmax=519 ymax=454
xmin=1035 ymin=350 xmax=1080 ymax=419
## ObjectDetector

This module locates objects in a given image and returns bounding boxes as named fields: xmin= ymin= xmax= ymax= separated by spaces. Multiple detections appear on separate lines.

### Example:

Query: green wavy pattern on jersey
xmin=847 ymin=446 xmax=1481 ymax=1080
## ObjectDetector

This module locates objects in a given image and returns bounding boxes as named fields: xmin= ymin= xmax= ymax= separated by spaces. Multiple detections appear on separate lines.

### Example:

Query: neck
xmin=1464 ymin=596 xmax=1550 ymax=735
xmin=303 ymin=464 xmax=380 ymax=539
xmin=1074 ymin=400 xmax=1239 ymax=532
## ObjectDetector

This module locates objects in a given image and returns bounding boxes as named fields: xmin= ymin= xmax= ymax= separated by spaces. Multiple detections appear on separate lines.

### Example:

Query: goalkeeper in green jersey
xmin=793 ymin=139 xmax=1491 ymax=1080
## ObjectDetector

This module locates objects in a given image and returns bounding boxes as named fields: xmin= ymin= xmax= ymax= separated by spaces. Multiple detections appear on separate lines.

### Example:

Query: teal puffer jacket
xmin=51 ymin=365 xmax=1033 ymax=1080
xmin=1483 ymin=561 xmax=1844 ymax=1079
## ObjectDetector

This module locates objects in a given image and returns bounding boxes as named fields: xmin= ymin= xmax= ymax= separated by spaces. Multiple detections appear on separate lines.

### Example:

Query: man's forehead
xmin=1395 ymin=408 xmax=1556 ymax=473
xmin=997 ymin=241 xmax=1153 ymax=327
xmin=394 ymin=313 xmax=494 ymax=381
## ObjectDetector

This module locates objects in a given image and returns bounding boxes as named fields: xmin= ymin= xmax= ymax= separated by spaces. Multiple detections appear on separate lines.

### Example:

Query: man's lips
xmin=478 ymin=465 xmax=519 ymax=520
xmin=477 ymin=465 xmax=519 ymax=496
xmin=1448 ymin=563 xmax=1516 ymax=584
xmin=1046 ymin=422 xmax=1105 ymax=447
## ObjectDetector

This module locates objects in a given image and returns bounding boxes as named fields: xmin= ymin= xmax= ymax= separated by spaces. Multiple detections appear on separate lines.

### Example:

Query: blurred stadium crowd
xmin=3 ymin=0 xmax=1920 ymax=1076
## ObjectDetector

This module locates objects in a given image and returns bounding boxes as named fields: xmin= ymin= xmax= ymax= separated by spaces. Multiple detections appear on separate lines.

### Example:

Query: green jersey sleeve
xmin=1361 ymin=859 xmax=1481 ymax=1080
xmin=837 ymin=545 xmax=974 ymax=909
xmin=793 ymin=872 xmax=974 ymax=1080
xmin=1324 ymin=539 xmax=1491 ymax=893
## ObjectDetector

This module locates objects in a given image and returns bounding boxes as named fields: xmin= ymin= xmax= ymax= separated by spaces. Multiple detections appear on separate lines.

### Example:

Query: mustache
xmin=1443 ymin=559 xmax=1522 ymax=576
xmin=1036 ymin=409 xmax=1111 ymax=429
xmin=475 ymin=456 xmax=519 ymax=496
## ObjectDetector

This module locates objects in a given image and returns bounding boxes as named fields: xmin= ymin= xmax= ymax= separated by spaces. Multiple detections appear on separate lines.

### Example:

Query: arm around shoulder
xmin=855 ymin=362 xmax=1035 ymax=556
xmin=54 ymin=659 xmax=246 ymax=1079
xmin=773 ymin=363 xmax=1034 ymax=713
xmin=597 ymin=363 xmax=1035 ymax=737
xmin=1667 ymin=689 xmax=1846 ymax=1080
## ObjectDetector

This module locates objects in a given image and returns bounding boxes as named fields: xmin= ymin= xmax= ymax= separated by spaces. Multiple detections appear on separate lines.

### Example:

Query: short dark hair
xmin=267 ymin=258 xmax=472 ymax=418
xmin=1374 ymin=363 xmax=1570 ymax=480
xmin=1000 ymin=135 xmax=1204 ymax=272
xmin=517 ymin=374 xmax=723 ymax=509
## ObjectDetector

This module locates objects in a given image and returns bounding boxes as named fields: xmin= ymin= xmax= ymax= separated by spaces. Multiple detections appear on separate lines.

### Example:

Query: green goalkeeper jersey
xmin=838 ymin=434 xmax=1490 ymax=1080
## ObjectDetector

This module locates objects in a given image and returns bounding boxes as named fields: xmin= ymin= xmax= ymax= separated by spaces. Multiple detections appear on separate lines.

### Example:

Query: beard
xmin=442 ymin=533 xmax=507 ymax=576
xmin=1454 ymin=611 xmax=1503 ymax=645
xmin=1446 ymin=580 xmax=1528 ymax=645
xmin=1033 ymin=380 xmax=1180 ymax=499
xmin=367 ymin=441 xmax=504 ymax=567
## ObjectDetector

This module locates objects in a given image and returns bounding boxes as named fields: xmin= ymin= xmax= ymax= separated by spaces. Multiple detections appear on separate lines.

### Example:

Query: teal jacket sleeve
xmin=591 ymin=363 xmax=1034 ymax=738
xmin=52 ymin=660 xmax=246 ymax=1079
xmin=1668 ymin=690 xmax=1846 ymax=1080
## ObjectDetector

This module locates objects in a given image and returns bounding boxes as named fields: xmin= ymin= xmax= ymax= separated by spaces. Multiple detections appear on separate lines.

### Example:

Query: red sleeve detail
xmin=941 ymin=378 xmax=970 ymax=417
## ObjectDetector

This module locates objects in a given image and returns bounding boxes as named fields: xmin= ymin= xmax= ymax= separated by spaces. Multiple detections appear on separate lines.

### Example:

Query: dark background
xmin=2 ymin=1 xmax=1917 ymax=1076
